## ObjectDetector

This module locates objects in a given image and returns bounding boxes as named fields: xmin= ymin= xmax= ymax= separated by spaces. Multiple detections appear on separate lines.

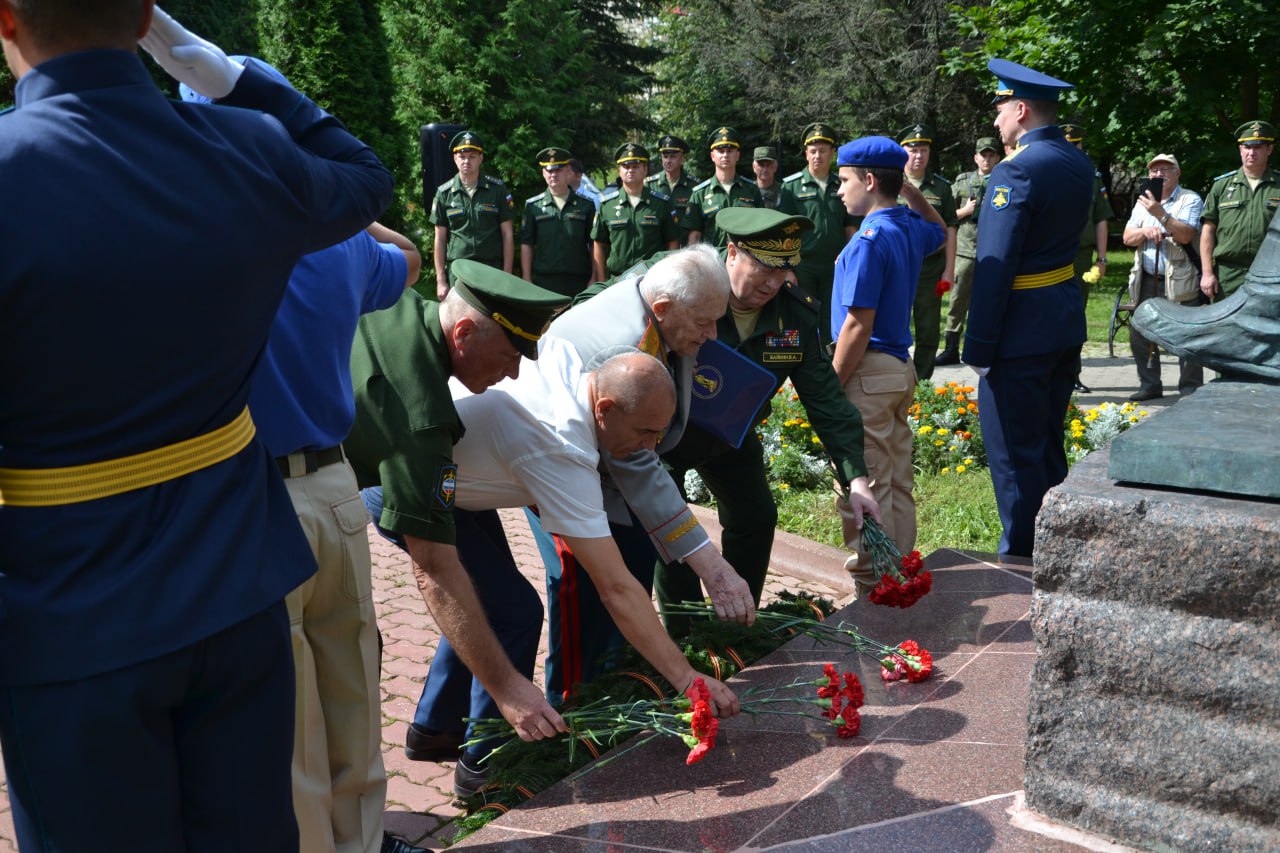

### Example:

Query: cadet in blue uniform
xmin=0 ymin=6 xmax=393 ymax=851
xmin=962 ymin=59 xmax=1095 ymax=560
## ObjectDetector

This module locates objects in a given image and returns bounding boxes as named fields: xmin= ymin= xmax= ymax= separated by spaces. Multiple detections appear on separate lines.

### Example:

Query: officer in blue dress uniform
xmin=962 ymin=59 xmax=1095 ymax=560
xmin=0 ymin=6 xmax=394 ymax=851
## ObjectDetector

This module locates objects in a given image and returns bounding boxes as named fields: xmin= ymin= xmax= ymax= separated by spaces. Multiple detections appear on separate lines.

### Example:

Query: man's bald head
xmin=591 ymin=351 xmax=676 ymax=457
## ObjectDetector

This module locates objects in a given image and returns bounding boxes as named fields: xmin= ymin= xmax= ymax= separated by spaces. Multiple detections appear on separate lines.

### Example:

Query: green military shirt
xmin=951 ymin=170 xmax=989 ymax=259
xmin=781 ymin=168 xmax=855 ymax=276
xmin=430 ymin=173 xmax=515 ymax=271
xmin=1202 ymin=166 xmax=1280 ymax=291
xmin=346 ymin=292 xmax=462 ymax=545
xmin=902 ymin=172 xmax=958 ymax=281
xmin=590 ymin=185 xmax=680 ymax=276
xmin=645 ymin=170 xmax=698 ymax=229
xmin=683 ymin=175 xmax=763 ymax=247
xmin=520 ymin=189 xmax=595 ymax=296
xmin=1075 ymin=172 xmax=1112 ymax=260
xmin=759 ymin=183 xmax=802 ymax=215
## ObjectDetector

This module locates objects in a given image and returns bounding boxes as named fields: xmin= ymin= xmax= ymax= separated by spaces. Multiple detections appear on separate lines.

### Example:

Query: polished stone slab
xmin=453 ymin=554 xmax=1088 ymax=852
xmin=1108 ymin=380 xmax=1280 ymax=497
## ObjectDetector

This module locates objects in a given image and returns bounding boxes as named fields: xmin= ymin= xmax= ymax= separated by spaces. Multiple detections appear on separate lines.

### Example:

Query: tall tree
xmin=946 ymin=0 xmax=1280 ymax=193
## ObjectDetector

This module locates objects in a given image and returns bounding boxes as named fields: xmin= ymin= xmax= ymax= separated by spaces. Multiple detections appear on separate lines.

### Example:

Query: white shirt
xmin=449 ymin=337 xmax=610 ymax=538
xmin=1125 ymin=185 xmax=1203 ymax=274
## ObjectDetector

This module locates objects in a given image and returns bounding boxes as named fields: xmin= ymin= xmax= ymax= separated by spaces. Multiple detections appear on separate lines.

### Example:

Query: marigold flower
xmin=918 ymin=425 xmax=934 ymax=435
xmin=940 ymin=467 xmax=950 ymax=474
xmin=934 ymin=439 xmax=944 ymax=447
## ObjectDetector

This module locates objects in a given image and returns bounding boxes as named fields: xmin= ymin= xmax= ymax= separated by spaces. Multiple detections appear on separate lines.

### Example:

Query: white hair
xmin=639 ymin=243 xmax=730 ymax=308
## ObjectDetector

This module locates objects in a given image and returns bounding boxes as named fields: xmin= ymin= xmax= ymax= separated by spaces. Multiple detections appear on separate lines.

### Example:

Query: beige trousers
xmin=284 ymin=460 xmax=386 ymax=853
xmin=838 ymin=350 xmax=918 ymax=593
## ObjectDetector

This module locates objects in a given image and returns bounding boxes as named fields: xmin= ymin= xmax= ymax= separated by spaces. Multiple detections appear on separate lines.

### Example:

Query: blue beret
xmin=988 ymin=58 xmax=1073 ymax=103
xmin=836 ymin=136 xmax=908 ymax=170
xmin=179 ymin=56 xmax=290 ymax=104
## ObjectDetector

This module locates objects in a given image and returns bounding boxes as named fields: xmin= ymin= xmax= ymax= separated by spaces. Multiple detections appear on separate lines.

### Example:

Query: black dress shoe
xmin=454 ymin=754 xmax=491 ymax=799
xmin=381 ymin=832 xmax=428 ymax=853
xmin=1128 ymin=388 xmax=1163 ymax=402
xmin=404 ymin=723 xmax=464 ymax=762
xmin=934 ymin=348 xmax=960 ymax=366
xmin=1073 ymin=380 xmax=1092 ymax=393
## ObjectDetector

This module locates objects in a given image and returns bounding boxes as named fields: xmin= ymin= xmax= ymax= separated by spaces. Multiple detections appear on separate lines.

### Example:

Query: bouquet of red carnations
xmin=860 ymin=516 xmax=933 ymax=607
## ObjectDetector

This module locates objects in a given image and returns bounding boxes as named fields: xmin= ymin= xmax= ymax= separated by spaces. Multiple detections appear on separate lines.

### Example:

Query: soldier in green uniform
xmin=937 ymin=137 xmax=1001 ymax=365
xmin=646 ymin=134 xmax=698 ymax=242
xmin=898 ymin=123 xmax=958 ymax=381
xmin=685 ymin=126 xmax=763 ymax=248
xmin=591 ymin=142 xmax=681 ymax=280
xmin=344 ymin=261 xmax=571 ymax=795
xmin=1201 ymin=120 xmax=1278 ymax=297
xmin=520 ymin=146 xmax=596 ymax=298
xmin=1062 ymin=123 xmax=1112 ymax=391
xmin=752 ymin=146 xmax=800 ymax=214
xmin=782 ymin=122 xmax=857 ymax=341
xmin=430 ymin=130 xmax=516 ymax=299
xmin=648 ymin=209 xmax=880 ymax=634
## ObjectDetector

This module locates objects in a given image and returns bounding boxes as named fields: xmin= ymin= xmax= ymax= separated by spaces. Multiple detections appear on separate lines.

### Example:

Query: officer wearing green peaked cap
xmin=648 ymin=134 xmax=698 ymax=240
xmin=896 ymin=121 xmax=958 ymax=380
xmin=652 ymin=203 xmax=876 ymax=635
xmin=522 ymin=146 xmax=595 ymax=297
xmin=431 ymin=129 xmax=515 ymax=295
xmin=448 ymin=259 xmax=570 ymax=359
xmin=592 ymin=141 xmax=680 ymax=278
xmin=685 ymin=125 xmax=762 ymax=248
xmin=783 ymin=122 xmax=854 ymax=341
xmin=1202 ymin=119 xmax=1280 ymax=296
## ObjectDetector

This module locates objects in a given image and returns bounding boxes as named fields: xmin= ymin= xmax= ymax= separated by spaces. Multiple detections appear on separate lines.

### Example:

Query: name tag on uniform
xmin=640 ymin=214 xmax=659 ymax=226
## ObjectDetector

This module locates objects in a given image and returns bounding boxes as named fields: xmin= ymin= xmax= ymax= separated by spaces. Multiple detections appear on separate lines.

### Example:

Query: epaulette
xmin=857 ymin=223 xmax=879 ymax=241
xmin=483 ymin=175 xmax=507 ymax=188
xmin=1212 ymin=170 xmax=1236 ymax=182
xmin=742 ymin=176 xmax=758 ymax=186
xmin=783 ymin=279 xmax=820 ymax=312
xmin=644 ymin=173 xmax=661 ymax=184
xmin=650 ymin=188 xmax=671 ymax=201
xmin=932 ymin=173 xmax=951 ymax=185
xmin=525 ymin=191 xmax=547 ymax=204
xmin=436 ymin=178 xmax=457 ymax=193
xmin=782 ymin=170 xmax=805 ymax=183
xmin=692 ymin=177 xmax=714 ymax=192
xmin=600 ymin=187 xmax=621 ymax=201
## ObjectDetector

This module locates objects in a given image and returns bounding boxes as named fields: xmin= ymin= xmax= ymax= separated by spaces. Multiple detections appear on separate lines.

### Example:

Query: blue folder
xmin=689 ymin=339 xmax=778 ymax=448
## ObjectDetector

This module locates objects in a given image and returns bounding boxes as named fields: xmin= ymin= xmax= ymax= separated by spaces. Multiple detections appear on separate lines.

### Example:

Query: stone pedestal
xmin=1026 ymin=447 xmax=1280 ymax=851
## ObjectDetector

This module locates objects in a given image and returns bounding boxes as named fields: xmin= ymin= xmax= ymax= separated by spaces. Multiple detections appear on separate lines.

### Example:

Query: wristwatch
xmin=1160 ymin=213 xmax=1172 ymax=225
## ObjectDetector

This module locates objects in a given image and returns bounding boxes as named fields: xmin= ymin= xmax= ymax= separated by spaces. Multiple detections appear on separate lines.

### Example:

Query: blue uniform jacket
xmin=963 ymin=125 xmax=1093 ymax=365
xmin=0 ymin=51 xmax=394 ymax=685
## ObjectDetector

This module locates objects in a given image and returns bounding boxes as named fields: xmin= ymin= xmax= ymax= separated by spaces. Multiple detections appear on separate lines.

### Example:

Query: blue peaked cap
xmin=988 ymin=58 xmax=1073 ymax=103
xmin=178 ymin=56 xmax=290 ymax=104
xmin=836 ymin=136 xmax=908 ymax=170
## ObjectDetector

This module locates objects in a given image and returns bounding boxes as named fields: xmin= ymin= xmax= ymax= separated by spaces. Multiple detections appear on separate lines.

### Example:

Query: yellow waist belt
xmin=1011 ymin=263 xmax=1074 ymax=290
xmin=0 ymin=407 xmax=255 ymax=508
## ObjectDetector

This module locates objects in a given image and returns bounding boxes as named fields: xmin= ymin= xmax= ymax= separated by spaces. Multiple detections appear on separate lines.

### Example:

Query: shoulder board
xmin=692 ymin=178 xmax=714 ymax=192
xmin=742 ymin=176 xmax=757 ymax=186
xmin=600 ymin=187 xmax=621 ymax=201
xmin=1213 ymin=170 xmax=1236 ymax=182
xmin=525 ymin=192 xmax=546 ymax=204
xmin=858 ymin=224 xmax=879 ymax=241
xmin=483 ymin=175 xmax=507 ymax=188
xmin=782 ymin=170 xmax=804 ymax=183
xmin=782 ymin=279 xmax=820 ymax=311
xmin=932 ymin=173 xmax=951 ymax=185
xmin=436 ymin=178 xmax=457 ymax=193
xmin=644 ymin=174 xmax=661 ymax=185
xmin=650 ymin=188 xmax=671 ymax=201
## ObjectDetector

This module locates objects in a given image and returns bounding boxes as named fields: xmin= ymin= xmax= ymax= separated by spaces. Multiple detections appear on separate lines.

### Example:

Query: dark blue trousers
xmin=524 ymin=507 xmax=658 ymax=702
xmin=0 ymin=602 xmax=296 ymax=852
xmin=978 ymin=346 xmax=1079 ymax=558
xmin=361 ymin=488 xmax=542 ymax=759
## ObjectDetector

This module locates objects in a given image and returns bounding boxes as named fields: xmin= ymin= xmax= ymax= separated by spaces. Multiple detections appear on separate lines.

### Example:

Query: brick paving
xmin=0 ymin=508 xmax=853 ymax=851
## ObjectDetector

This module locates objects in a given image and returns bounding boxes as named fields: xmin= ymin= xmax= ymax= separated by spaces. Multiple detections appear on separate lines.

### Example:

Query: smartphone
xmin=1138 ymin=176 xmax=1164 ymax=200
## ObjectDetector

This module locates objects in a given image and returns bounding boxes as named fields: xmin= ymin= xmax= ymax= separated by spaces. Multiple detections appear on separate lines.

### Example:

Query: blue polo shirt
xmin=830 ymin=206 xmax=945 ymax=359
xmin=250 ymin=233 xmax=407 ymax=456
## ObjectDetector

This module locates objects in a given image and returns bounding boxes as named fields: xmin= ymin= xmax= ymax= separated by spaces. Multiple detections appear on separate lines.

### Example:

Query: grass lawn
xmin=767 ymin=248 xmax=1138 ymax=557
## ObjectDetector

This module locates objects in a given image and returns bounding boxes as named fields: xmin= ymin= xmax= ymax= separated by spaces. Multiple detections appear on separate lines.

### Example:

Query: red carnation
xmin=835 ymin=705 xmax=861 ymax=738
xmin=817 ymin=663 xmax=841 ymax=698
xmin=841 ymin=672 xmax=865 ymax=708
xmin=935 ymin=278 xmax=952 ymax=296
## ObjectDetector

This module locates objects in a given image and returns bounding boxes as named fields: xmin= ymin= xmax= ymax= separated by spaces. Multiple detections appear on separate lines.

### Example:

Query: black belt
xmin=276 ymin=446 xmax=344 ymax=479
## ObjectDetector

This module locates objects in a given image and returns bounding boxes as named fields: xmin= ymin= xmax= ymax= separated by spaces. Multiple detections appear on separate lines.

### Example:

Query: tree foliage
xmin=946 ymin=0 xmax=1280 ymax=194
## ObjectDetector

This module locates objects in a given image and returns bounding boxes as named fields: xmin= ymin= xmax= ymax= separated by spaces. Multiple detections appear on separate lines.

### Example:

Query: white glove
xmin=966 ymin=363 xmax=991 ymax=378
xmin=139 ymin=7 xmax=245 ymax=100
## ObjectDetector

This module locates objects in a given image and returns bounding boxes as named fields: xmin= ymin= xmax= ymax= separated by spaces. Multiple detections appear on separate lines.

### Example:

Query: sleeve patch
xmin=990 ymin=185 xmax=1011 ymax=210
xmin=434 ymin=464 xmax=458 ymax=509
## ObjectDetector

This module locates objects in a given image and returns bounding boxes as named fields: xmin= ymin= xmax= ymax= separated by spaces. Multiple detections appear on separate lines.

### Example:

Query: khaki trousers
xmin=284 ymin=460 xmax=386 ymax=853
xmin=838 ymin=350 xmax=918 ymax=593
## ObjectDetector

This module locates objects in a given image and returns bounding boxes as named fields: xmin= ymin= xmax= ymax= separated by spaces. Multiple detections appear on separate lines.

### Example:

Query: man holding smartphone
xmin=1121 ymin=154 xmax=1204 ymax=401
